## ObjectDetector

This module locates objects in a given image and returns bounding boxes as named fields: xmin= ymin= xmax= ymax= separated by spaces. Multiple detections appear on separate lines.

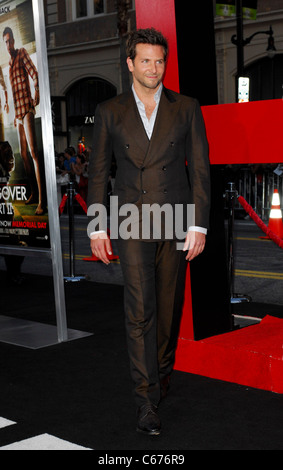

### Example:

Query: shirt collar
xmin=132 ymin=83 xmax=163 ymax=105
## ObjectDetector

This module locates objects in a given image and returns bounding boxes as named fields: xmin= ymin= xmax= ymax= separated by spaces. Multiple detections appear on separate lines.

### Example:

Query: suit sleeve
xmin=87 ymin=104 xmax=113 ymax=233
xmin=187 ymin=100 xmax=211 ymax=230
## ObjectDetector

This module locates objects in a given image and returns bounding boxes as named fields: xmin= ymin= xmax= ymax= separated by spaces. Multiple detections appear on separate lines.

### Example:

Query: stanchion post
xmin=67 ymin=182 xmax=75 ymax=278
xmin=64 ymin=182 xmax=85 ymax=283
xmin=226 ymin=182 xmax=251 ymax=304
xmin=226 ymin=182 xmax=236 ymax=298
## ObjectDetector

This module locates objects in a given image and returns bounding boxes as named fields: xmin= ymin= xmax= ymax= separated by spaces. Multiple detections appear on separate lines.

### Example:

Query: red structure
xmin=135 ymin=0 xmax=283 ymax=394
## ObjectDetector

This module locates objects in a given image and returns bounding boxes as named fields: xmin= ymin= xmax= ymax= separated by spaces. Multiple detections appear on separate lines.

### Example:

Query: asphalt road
xmin=233 ymin=219 xmax=283 ymax=306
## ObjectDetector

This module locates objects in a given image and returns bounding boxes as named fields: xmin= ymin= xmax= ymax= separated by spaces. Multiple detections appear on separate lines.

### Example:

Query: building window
xmin=94 ymin=0 xmax=104 ymax=15
xmin=244 ymin=54 xmax=283 ymax=101
xmin=76 ymin=0 xmax=87 ymax=18
xmin=46 ymin=0 xmax=58 ymax=24
xmin=73 ymin=0 xmax=105 ymax=19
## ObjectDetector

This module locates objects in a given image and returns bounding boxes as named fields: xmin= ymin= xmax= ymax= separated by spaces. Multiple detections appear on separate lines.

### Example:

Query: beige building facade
xmin=44 ymin=0 xmax=136 ymax=152
xmin=214 ymin=0 xmax=283 ymax=103
xmin=43 ymin=1 xmax=283 ymax=152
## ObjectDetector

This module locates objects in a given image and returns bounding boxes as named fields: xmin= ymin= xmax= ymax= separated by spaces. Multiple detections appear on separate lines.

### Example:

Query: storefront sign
xmin=216 ymin=1 xmax=257 ymax=19
xmin=84 ymin=116 xmax=95 ymax=124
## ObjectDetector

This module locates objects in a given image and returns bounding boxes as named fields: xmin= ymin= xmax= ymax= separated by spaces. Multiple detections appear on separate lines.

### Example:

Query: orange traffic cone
xmin=261 ymin=189 xmax=283 ymax=240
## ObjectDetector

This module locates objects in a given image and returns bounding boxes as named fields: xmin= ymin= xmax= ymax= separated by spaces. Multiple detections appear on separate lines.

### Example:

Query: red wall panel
xmin=135 ymin=0 xmax=179 ymax=92
xmin=202 ymin=99 xmax=283 ymax=165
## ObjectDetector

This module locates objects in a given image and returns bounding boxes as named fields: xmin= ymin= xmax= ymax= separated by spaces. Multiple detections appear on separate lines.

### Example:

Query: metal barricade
xmin=227 ymin=165 xmax=283 ymax=220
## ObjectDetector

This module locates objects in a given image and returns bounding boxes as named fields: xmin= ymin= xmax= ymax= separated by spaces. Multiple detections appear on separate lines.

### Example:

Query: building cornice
xmin=47 ymin=36 xmax=120 ymax=56
xmin=214 ymin=10 xmax=283 ymax=31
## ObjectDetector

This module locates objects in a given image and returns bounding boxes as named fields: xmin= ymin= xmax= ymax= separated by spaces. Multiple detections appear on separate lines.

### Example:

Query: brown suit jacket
xmin=87 ymin=86 xmax=210 ymax=240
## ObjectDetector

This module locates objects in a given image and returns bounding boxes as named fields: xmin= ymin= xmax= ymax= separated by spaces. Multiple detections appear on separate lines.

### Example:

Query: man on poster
xmin=3 ymin=26 xmax=47 ymax=215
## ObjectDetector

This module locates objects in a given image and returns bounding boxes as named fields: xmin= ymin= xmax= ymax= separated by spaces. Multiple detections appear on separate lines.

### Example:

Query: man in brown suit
xmin=88 ymin=28 xmax=210 ymax=435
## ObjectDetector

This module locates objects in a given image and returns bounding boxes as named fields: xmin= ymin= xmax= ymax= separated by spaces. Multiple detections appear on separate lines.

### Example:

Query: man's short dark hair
xmin=3 ymin=26 xmax=14 ymax=39
xmin=126 ymin=28 xmax=168 ymax=62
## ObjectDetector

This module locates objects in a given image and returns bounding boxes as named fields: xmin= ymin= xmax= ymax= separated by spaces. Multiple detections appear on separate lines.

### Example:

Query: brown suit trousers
xmin=117 ymin=238 xmax=187 ymax=407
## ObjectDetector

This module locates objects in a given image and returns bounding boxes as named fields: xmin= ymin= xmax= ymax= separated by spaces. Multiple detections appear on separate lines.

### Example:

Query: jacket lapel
xmin=118 ymin=91 xmax=150 ymax=157
xmin=144 ymin=88 xmax=181 ymax=164
xmin=118 ymin=87 xmax=181 ymax=165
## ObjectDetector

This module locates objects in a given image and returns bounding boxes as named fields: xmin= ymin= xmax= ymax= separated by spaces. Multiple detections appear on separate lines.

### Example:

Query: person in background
xmin=63 ymin=147 xmax=76 ymax=180
xmin=71 ymin=153 xmax=88 ymax=202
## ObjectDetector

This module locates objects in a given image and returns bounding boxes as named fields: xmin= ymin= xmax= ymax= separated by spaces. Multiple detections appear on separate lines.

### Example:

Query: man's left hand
xmin=183 ymin=231 xmax=206 ymax=261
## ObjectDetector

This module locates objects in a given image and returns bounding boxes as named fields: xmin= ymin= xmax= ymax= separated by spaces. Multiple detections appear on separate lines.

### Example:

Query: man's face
xmin=127 ymin=43 xmax=166 ymax=91
xmin=3 ymin=33 xmax=15 ymax=57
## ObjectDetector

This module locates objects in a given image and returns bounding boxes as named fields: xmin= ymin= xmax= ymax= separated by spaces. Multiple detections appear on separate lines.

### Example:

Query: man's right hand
xmin=90 ymin=232 xmax=112 ymax=265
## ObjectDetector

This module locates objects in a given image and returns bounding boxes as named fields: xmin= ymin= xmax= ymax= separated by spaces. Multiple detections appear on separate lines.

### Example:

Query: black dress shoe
xmin=136 ymin=403 xmax=161 ymax=436
xmin=160 ymin=375 xmax=170 ymax=399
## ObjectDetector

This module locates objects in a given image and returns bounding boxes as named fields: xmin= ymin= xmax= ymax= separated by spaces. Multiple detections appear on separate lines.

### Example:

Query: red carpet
xmin=175 ymin=315 xmax=283 ymax=394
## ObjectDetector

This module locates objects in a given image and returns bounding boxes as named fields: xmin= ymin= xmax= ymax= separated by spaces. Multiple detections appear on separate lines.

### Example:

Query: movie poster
xmin=0 ymin=0 xmax=49 ymax=249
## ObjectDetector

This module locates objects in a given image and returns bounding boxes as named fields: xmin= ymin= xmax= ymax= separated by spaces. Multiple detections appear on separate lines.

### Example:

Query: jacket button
xmin=142 ymin=190 xmax=147 ymax=194
xmin=125 ymin=144 xmax=130 ymax=149
xmin=140 ymin=166 xmax=145 ymax=171
xmin=170 ymin=142 xmax=174 ymax=147
xmin=163 ymin=189 xmax=167 ymax=194
xmin=162 ymin=166 xmax=167 ymax=171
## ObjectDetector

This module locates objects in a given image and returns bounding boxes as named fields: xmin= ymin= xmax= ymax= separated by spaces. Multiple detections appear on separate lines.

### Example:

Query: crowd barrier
xmin=59 ymin=182 xmax=87 ymax=282
xmin=238 ymin=194 xmax=283 ymax=249
xmin=228 ymin=165 xmax=283 ymax=221
xmin=58 ymin=182 xmax=119 ymax=280
xmin=59 ymin=184 xmax=87 ymax=216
